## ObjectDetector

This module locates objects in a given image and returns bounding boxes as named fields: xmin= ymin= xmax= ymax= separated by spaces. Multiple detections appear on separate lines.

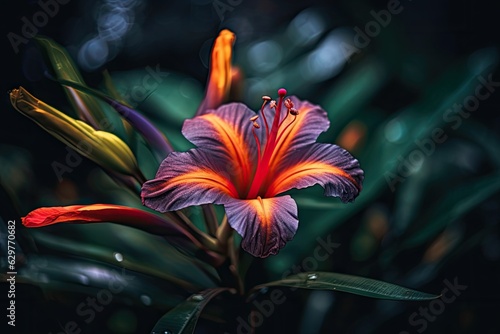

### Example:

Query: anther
xmin=269 ymin=100 xmax=277 ymax=108
xmin=290 ymin=108 xmax=299 ymax=116
xmin=250 ymin=115 xmax=259 ymax=121
xmin=284 ymin=98 xmax=294 ymax=109
xmin=262 ymin=96 xmax=272 ymax=101
xmin=253 ymin=122 xmax=260 ymax=128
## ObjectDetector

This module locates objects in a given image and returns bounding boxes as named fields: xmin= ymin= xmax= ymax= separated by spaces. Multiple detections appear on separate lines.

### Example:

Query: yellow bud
xmin=10 ymin=87 xmax=144 ymax=182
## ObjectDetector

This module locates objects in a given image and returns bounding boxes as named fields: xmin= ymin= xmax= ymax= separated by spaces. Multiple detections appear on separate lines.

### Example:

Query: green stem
xmin=202 ymin=204 xmax=219 ymax=236
xmin=167 ymin=211 xmax=220 ymax=252
xmin=216 ymin=215 xmax=244 ymax=294
xmin=216 ymin=215 xmax=232 ymax=250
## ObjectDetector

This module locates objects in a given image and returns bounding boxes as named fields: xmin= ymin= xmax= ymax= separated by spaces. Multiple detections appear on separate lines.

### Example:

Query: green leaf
xmin=29 ymin=226 xmax=216 ymax=290
xmin=252 ymin=272 xmax=439 ymax=301
xmin=321 ymin=58 xmax=387 ymax=135
xmin=402 ymin=171 xmax=500 ymax=248
xmin=17 ymin=254 xmax=186 ymax=310
xmin=35 ymin=36 xmax=124 ymax=133
xmin=150 ymin=288 xmax=235 ymax=334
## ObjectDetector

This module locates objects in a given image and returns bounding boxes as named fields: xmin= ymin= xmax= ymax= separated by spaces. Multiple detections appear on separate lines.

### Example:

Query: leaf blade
xmin=150 ymin=288 xmax=235 ymax=334
xmin=253 ymin=272 xmax=439 ymax=301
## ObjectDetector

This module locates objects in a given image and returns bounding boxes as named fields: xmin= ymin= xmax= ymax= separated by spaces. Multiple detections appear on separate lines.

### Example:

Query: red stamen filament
xmin=260 ymin=100 xmax=270 ymax=138
xmin=275 ymin=114 xmax=297 ymax=145
xmin=247 ymin=88 xmax=292 ymax=199
xmin=252 ymin=126 xmax=262 ymax=163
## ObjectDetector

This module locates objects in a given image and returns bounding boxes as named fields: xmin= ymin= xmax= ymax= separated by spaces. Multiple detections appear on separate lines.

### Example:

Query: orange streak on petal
xmin=168 ymin=169 xmax=239 ymax=198
xmin=200 ymin=113 xmax=252 ymax=187
xmin=266 ymin=161 xmax=359 ymax=197
xmin=268 ymin=105 xmax=314 ymax=170
xmin=247 ymin=196 xmax=275 ymax=243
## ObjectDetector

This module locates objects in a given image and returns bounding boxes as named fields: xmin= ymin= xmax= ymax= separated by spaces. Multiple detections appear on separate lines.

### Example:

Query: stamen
xmin=276 ymin=114 xmax=297 ymax=145
xmin=251 ymin=127 xmax=262 ymax=162
xmin=247 ymin=88 xmax=294 ymax=199
xmin=260 ymin=99 xmax=270 ymax=138
xmin=250 ymin=115 xmax=259 ymax=122
xmin=278 ymin=100 xmax=295 ymax=128
xmin=278 ymin=109 xmax=290 ymax=128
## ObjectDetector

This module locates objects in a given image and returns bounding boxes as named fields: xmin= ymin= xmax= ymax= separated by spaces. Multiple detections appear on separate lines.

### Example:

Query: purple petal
xmin=224 ymin=195 xmax=298 ymax=258
xmin=260 ymin=96 xmax=330 ymax=150
xmin=106 ymin=98 xmax=173 ymax=160
xmin=266 ymin=143 xmax=364 ymax=203
xmin=183 ymin=103 xmax=259 ymax=191
xmin=141 ymin=149 xmax=237 ymax=212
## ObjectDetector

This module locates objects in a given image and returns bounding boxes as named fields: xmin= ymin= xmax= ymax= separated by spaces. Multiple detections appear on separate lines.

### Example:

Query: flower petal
xmin=266 ymin=143 xmax=364 ymax=203
xmin=22 ymin=204 xmax=222 ymax=258
xmin=105 ymin=99 xmax=173 ymax=160
xmin=224 ymin=196 xmax=298 ymax=258
xmin=183 ymin=103 xmax=258 ymax=193
xmin=197 ymin=29 xmax=236 ymax=115
xmin=23 ymin=204 xmax=198 ymax=242
xmin=141 ymin=149 xmax=238 ymax=212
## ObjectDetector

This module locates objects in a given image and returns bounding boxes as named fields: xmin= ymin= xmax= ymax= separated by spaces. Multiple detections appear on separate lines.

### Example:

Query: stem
xmin=216 ymin=215 xmax=244 ymax=294
xmin=202 ymin=204 xmax=219 ymax=236
xmin=168 ymin=210 xmax=220 ymax=251
xmin=216 ymin=215 xmax=232 ymax=251
xmin=228 ymin=233 xmax=244 ymax=294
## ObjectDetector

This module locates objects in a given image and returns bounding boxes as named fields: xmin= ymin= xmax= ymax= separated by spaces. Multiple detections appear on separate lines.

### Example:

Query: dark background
xmin=2 ymin=1 xmax=500 ymax=333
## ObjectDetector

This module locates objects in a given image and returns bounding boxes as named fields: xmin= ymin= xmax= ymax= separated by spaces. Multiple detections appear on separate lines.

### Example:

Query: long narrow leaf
xmin=252 ymin=272 xmax=439 ymax=301
xmin=35 ymin=36 xmax=111 ymax=129
xmin=150 ymin=288 xmax=235 ymax=334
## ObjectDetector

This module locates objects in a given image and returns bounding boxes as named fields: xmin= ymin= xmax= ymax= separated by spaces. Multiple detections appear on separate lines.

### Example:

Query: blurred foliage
xmin=2 ymin=0 xmax=500 ymax=333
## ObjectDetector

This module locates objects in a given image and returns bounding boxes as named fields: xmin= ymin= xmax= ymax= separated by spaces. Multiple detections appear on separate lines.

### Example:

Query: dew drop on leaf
xmin=191 ymin=294 xmax=204 ymax=301
xmin=79 ymin=274 xmax=90 ymax=286
xmin=140 ymin=294 xmax=152 ymax=306
xmin=307 ymin=273 xmax=318 ymax=280
xmin=113 ymin=252 xmax=123 ymax=262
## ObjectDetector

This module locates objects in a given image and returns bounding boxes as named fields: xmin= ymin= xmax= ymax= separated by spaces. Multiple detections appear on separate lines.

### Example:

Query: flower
xmin=9 ymin=86 xmax=144 ymax=183
xmin=141 ymin=88 xmax=364 ymax=258
xmin=22 ymin=204 xmax=224 ymax=263
xmin=196 ymin=29 xmax=236 ymax=116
